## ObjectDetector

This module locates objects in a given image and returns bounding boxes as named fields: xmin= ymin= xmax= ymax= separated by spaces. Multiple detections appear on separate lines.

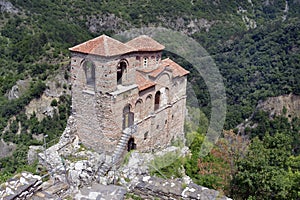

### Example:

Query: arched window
xmin=117 ymin=60 xmax=127 ymax=85
xmin=154 ymin=91 xmax=161 ymax=111
xmin=145 ymin=95 xmax=152 ymax=116
xmin=135 ymin=99 xmax=143 ymax=121
xmin=123 ymin=104 xmax=134 ymax=130
xmin=83 ymin=60 xmax=95 ymax=87
xmin=163 ymin=87 xmax=170 ymax=105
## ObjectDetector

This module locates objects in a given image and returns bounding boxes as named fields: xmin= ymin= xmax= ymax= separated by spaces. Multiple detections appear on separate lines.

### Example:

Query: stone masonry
xmin=69 ymin=35 xmax=189 ymax=158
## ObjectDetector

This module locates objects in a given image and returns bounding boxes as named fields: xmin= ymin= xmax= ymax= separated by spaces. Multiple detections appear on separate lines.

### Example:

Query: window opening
xmin=144 ymin=132 xmax=148 ymax=140
xmin=154 ymin=91 xmax=161 ymax=111
xmin=123 ymin=105 xmax=134 ymax=130
xmin=117 ymin=61 xmax=127 ymax=85
xmin=143 ymin=57 xmax=148 ymax=68
xmin=83 ymin=60 xmax=95 ymax=87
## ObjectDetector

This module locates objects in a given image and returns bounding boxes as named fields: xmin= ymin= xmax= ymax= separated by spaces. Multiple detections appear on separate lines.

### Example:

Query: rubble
xmin=1 ymin=115 xmax=231 ymax=199
xmin=0 ymin=172 xmax=42 ymax=200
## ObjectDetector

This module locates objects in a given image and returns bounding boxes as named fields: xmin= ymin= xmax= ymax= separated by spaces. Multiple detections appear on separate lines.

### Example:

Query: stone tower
xmin=69 ymin=35 xmax=189 ymax=156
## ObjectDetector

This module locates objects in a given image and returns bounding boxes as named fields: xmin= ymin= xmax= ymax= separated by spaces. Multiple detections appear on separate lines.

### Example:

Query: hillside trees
xmin=231 ymin=133 xmax=300 ymax=199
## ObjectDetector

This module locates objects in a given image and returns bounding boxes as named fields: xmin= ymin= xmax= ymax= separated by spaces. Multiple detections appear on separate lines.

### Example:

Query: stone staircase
xmin=98 ymin=125 xmax=137 ymax=177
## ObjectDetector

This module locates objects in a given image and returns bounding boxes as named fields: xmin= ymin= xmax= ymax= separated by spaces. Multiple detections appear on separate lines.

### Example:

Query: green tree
xmin=231 ymin=133 xmax=299 ymax=200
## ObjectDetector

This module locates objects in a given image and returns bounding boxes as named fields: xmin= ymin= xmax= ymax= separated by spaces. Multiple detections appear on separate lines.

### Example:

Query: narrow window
xmin=83 ymin=60 xmax=95 ymax=87
xmin=143 ymin=57 xmax=148 ymax=68
xmin=154 ymin=91 xmax=161 ymax=111
xmin=156 ymin=55 xmax=160 ymax=65
xmin=135 ymin=99 xmax=143 ymax=121
xmin=144 ymin=132 xmax=148 ymax=140
xmin=145 ymin=95 xmax=152 ymax=116
xmin=123 ymin=104 xmax=134 ymax=130
xmin=117 ymin=61 xmax=127 ymax=85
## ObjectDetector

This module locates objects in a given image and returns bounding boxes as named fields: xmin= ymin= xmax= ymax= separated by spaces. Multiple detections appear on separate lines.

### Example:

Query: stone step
xmin=117 ymin=142 xmax=126 ymax=147
xmin=121 ymin=133 xmax=130 ymax=137
xmin=119 ymin=139 xmax=127 ymax=144
xmin=116 ymin=143 xmax=125 ymax=148
xmin=115 ymin=148 xmax=123 ymax=153
xmin=115 ymin=148 xmax=124 ymax=153
xmin=121 ymin=133 xmax=131 ymax=138
xmin=120 ymin=137 xmax=129 ymax=142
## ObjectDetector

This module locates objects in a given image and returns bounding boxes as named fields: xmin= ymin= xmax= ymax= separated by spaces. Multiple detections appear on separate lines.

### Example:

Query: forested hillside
xmin=0 ymin=0 xmax=300 ymax=199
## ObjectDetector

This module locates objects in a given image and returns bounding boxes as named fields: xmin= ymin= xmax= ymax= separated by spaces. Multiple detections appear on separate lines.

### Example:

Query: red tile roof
xmin=126 ymin=35 xmax=165 ymax=51
xmin=69 ymin=35 xmax=136 ymax=57
xmin=146 ymin=58 xmax=189 ymax=78
xmin=161 ymin=58 xmax=189 ymax=77
xmin=147 ymin=66 xmax=166 ymax=78
xmin=136 ymin=58 xmax=189 ymax=91
xmin=136 ymin=72 xmax=156 ymax=91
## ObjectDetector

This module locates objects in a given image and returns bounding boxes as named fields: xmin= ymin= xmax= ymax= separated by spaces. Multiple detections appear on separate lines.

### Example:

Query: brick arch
xmin=82 ymin=59 xmax=96 ymax=88
xmin=154 ymin=91 xmax=161 ymax=111
xmin=163 ymin=87 xmax=170 ymax=105
xmin=117 ymin=59 xmax=129 ymax=85
xmin=156 ymin=73 xmax=171 ymax=85
xmin=135 ymin=99 xmax=143 ymax=121
xmin=145 ymin=94 xmax=153 ymax=116
xmin=123 ymin=104 xmax=134 ymax=130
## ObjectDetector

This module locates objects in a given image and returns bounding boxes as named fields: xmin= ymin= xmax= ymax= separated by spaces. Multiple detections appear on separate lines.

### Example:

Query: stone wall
xmin=0 ymin=172 xmax=42 ymax=200
xmin=131 ymin=176 xmax=231 ymax=200
xmin=70 ymin=49 xmax=187 ymax=156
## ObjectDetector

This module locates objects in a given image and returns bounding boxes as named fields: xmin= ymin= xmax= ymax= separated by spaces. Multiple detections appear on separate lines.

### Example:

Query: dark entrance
xmin=127 ymin=137 xmax=136 ymax=152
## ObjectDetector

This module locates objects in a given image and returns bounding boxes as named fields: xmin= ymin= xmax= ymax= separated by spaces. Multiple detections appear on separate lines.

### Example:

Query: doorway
xmin=127 ymin=137 xmax=136 ymax=152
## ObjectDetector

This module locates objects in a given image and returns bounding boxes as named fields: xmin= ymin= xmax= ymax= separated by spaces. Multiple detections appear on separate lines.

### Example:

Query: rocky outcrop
xmin=25 ymin=70 xmax=70 ymax=121
xmin=0 ymin=0 xmax=19 ymax=14
xmin=257 ymin=94 xmax=300 ymax=120
xmin=6 ymin=80 xmax=30 ymax=100
xmin=33 ymin=115 xmax=230 ymax=199
xmin=38 ymin=116 xmax=106 ymax=188
xmin=85 ymin=13 xmax=216 ymax=35
xmin=27 ymin=145 xmax=43 ymax=165
xmin=0 ymin=139 xmax=16 ymax=159
xmin=86 ymin=13 xmax=132 ymax=34
xmin=0 ymin=172 xmax=42 ymax=200
xmin=237 ymin=94 xmax=300 ymax=133
xmin=157 ymin=16 xmax=216 ymax=34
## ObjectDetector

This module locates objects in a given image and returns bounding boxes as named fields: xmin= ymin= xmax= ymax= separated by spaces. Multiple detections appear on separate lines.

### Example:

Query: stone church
xmin=69 ymin=34 xmax=189 ymax=158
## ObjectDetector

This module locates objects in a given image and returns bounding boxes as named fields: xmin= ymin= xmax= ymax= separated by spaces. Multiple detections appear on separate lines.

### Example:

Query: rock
xmin=0 ymin=139 xmax=16 ymax=159
xmin=182 ymin=175 xmax=192 ymax=185
xmin=5 ymin=80 xmax=30 ymax=100
xmin=98 ymin=177 xmax=108 ymax=185
xmin=86 ymin=13 xmax=132 ymax=34
xmin=131 ymin=176 xmax=232 ymax=200
xmin=27 ymin=146 xmax=43 ymax=165
xmin=0 ymin=172 xmax=43 ymax=199
xmin=75 ymin=183 xmax=126 ymax=200
xmin=0 ymin=0 xmax=18 ymax=13
xmin=42 ymin=106 xmax=55 ymax=118
xmin=74 ymin=161 xmax=85 ymax=171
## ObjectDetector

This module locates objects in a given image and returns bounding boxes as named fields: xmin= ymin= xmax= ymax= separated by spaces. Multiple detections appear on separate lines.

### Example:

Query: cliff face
xmin=0 ymin=0 xmax=19 ymax=14
xmin=257 ymin=94 xmax=300 ymax=120
xmin=236 ymin=94 xmax=300 ymax=134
